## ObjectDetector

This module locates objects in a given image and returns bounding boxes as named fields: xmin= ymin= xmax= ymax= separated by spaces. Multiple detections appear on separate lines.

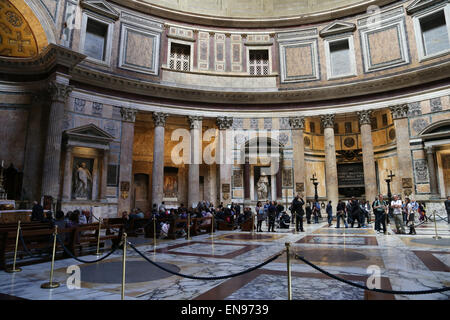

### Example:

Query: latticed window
xmin=169 ymin=43 xmax=190 ymax=71
xmin=249 ymin=50 xmax=269 ymax=75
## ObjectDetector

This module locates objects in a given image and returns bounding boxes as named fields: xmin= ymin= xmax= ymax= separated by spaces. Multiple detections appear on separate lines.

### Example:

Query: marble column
xmin=62 ymin=145 xmax=73 ymax=201
xmin=426 ymin=147 xmax=439 ymax=196
xmin=188 ymin=116 xmax=202 ymax=208
xmin=358 ymin=110 xmax=377 ymax=203
xmin=41 ymin=80 xmax=73 ymax=200
xmin=244 ymin=160 xmax=250 ymax=200
xmin=216 ymin=116 xmax=233 ymax=205
xmin=320 ymin=114 xmax=339 ymax=206
xmin=389 ymin=104 xmax=414 ymax=196
xmin=118 ymin=107 xmax=137 ymax=215
xmin=101 ymin=149 xmax=109 ymax=202
xmin=151 ymin=112 xmax=168 ymax=208
xmin=289 ymin=116 xmax=306 ymax=197
xmin=276 ymin=161 xmax=282 ymax=199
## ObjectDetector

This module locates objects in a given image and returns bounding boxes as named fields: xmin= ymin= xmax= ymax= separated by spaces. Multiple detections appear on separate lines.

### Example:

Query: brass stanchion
xmin=95 ymin=218 xmax=102 ymax=256
xmin=5 ymin=220 xmax=22 ymax=273
xmin=186 ymin=213 xmax=191 ymax=240
xmin=211 ymin=214 xmax=214 ymax=238
xmin=432 ymin=211 xmax=442 ymax=240
xmin=252 ymin=213 xmax=255 ymax=235
xmin=285 ymin=242 xmax=292 ymax=300
xmin=121 ymin=232 xmax=127 ymax=300
xmin=41 ymin=226 xmax=60 ymax=289
xmin=153 ymin=216 xmax=157 ymax=247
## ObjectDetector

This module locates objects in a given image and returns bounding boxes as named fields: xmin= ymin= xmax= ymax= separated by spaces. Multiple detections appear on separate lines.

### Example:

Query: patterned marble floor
xmin=0 ymin=219 xmax=449 ymax=300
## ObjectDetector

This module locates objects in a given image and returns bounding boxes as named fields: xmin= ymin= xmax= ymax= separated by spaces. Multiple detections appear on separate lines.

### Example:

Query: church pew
xmin=192 ymin=217 xmax=214 ymax=236
xmin=240 ymin=217 xmax=255 ymax=231
xmin=70 ymin=223 xmax=123 ymax=257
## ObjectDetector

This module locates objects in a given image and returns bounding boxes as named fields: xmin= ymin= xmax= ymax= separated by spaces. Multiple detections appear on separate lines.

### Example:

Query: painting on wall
xmin=164 ymin=168 xmax=178 ymax=199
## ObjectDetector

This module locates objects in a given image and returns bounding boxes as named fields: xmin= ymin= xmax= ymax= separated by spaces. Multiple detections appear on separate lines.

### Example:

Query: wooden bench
xmin=192 ymin=217 xmax=214 ymax=236
xmin=70 ymin=223 xmax=123 ymax=257
xmin=240 ymin=217 xmax=255 ymax=231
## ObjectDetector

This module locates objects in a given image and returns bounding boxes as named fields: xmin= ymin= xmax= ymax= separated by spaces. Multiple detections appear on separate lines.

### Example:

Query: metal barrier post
xmin=121 ymin=232 xmax=127 ymax=300
xmin=41 ymin=226 xmax=60 ymax=289
xmin=95 ymin=218 xmax=102 ymax=256
xmin=187 ymin=213 xmax=191 ymax=240
xmin=252 ymin=213 xmax=255 ymax=235
xmin=153 ymin=216 xmax=157 ymax=247
xmin=432 ymin=211 xmax=442 ymax=240
xmin=285 ymin=242 xmax=292 ymax=300
xmin=5 ymin=220 xmax=22 ymax=273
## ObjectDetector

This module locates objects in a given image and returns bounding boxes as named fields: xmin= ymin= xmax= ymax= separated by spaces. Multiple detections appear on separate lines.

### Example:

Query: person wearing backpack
xmin=292 ymin=194 xmax=305 ymax=232
xmin=373 ymin=194 xmax=388 ymax=234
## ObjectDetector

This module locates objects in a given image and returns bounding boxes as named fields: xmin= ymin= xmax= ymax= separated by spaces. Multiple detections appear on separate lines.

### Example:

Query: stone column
xmin=320 ymin=114 xmax=339 ymax=206
xmin=426 ymin=147 xmax=439 ymax=196
xmin=41 ymin=81 xmax=73 ymax=200
xmin=151 ymin=112 xmax=168 ymax=208
xmin=244 ymin=160 xmax=250 ymax=200
xmin=62 ymin=145 xmax=73 ymax=201
xmin=216 ymin=116 xmax=233 ymax=205
xmin=358 ymin=110 xmax=377 ymax=203
xmin=187 ymin=116 xmax=202 ymax=208
xmin=289 ymin=116 xmax=306 ymax=197
xmin=118 ymin=107 xmax=137 ymax=215
xmin=101 ymin=149 xmax=109 ymax=202
xmin=389 ymin=104 xmax=414 ymax=196
xmin=276 ymin=162 xmax=282 ymax=199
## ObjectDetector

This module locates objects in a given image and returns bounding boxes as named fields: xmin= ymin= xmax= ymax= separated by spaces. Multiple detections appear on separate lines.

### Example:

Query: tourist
xmin=326 ymin=200 xmax=333 ymax=227
xmin=305 ymin=203 xmax=312 ymax=224
xmin=267 ymin=201 xmax=277 ymax=232
xmin=407 ymin=197 xmax=418 ymax=235
xmin=335 ymin=200 xmax=348 ymax=228
xmin=66 ymin=211 xmax=80 ymax=228
xmin=31 ymin=201 xmax=44 ymax=222
xmin=53 ymin=210 xmax=66 ymax=230
xmin=445 ymin=196 xmax=450 ymax=224
xmin=42 ymin=211 xmax=54 ymax=224
xmin=255 ymin=201 xmax=264 ymax=232
xmin=373 ymin=194 xmax=388 ymax=234
xmin=312 ymin=201 xmax=320 ymax=224
xmin=391 ymin=194 xmax=406 ymax=234
xmin=418 ymin=202 xmax=428 ymax=222
xmin=291 ymin=194 xmax=305 ymax=232
xmin=348 ymin=197 xmax=362 ymax=228
xmin=364 ymin=200 xmax=372 ymax=225
xmin=159 ymin=201 xmax=166 ymax=214
xmin=402 ymin=197 xmax=410 ymax=225
xmin=78 ymin=210 xmax=88 ymax=225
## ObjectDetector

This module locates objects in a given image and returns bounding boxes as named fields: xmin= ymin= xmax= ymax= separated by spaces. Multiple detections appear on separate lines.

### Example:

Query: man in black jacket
xmin=445 ymin=196 xmax=450 ymax=224
xmin=292 ymin=194 xmax=305 ymax=232
xmin=31 ymin=201 xmax=44 ymax=222
xmin=305 ymin=203 xmax=312 ymax=224
xmin=349 ymin=197 xmax=362 ymax=228
xmin=267 ymin=201 xmax=277 ymax=232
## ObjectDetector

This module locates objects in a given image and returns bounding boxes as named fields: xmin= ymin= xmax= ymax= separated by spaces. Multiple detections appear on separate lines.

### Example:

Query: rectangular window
xmin=169 ymin=43 xmax=190 ymax=71
xmin=345 ymin=122 xmax=352 ymax=134
xmin=84 ymin=18 xmax=108 ymax=61
xmin=371 ymin=117 xmax=378 ymax=130
xmin=249 ymin=50 xmax=269 ymax=76
xmin=310 ymin=122 xmax=315 ymax=133
xmin=382 ymin=114 xmax=388 ymax=126
xmin=420 ymin=10 xmax=450 ymax=57
xmin=329 ymin=40 xmax=352 ymax=77
xmin=334 ymin=123 xmax=339 ymax=134
xmin=107 ymin=164 xmax=119 ymax=186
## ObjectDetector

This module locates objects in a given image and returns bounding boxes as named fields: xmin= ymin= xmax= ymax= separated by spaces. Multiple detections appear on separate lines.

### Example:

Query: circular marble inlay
xmin=79 ymin=260 xmax=180 ymax=284
xmin=299 ymin=249 xmax=367 ymax=263
xmin=304 ymin=136 xmax=311 ymax=147
xmin=410 ymin=238 xmax=450 ymax=247
xmin=389 ymin=128 xmax=396 ymax=140
xmin=344 ymin=137 xmax=355 ymax=148
xmin=222 ymin=234 xmax=273 ymax=240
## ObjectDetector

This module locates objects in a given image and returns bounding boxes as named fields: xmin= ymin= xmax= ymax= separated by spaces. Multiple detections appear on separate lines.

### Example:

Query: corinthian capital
xmin=357 ymin=110 xmax=372 ymax=125
xmin=120 ymin=107 xmax=137 ymax=122
xmin=48 ymin=81 xmax=72 ymax=102
xmin=320 ymin=114 xmax=335 ymax=129
xmin=289 ymin=116 xmax=305 ymax=130
xmin=152 ymin=112 xmax=168 ymax=127
xmin=216 ymin=116 xmax=233 ymax=130
xmin=389 ymin=104 xmax=409 ymax=120
xmin=188 ymin=116 xmax=203 ymax=129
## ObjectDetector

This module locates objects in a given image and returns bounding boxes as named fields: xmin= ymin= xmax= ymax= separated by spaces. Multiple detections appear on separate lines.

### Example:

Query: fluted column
xmin=151 ymin=112 xmax=168 ymax=208
xmin=118 ymin=107 xmax=137 ymax=215
xmin=358 ymin=110 xmax=377 ymax=203
xmin=289 ymin=116 xmax=306 ymax=196
xmin=101 ymin=149 xmax=109 ymax=202
xmin=41 ymin=81 xmax=73 ymax=200
xmin=216 ymin=116 xmax=233 ymax=205
xmin=188 ymin=116 xmax=202 ymax=208
xmin=389 ymin=104 xmax=414 ymax=196
xmin=320 ymin=114 xmax=339 ymax=205
xmin=426 ymin=147 xmax=439 ymax=196
xmin=62 ymin=145 xmax=73 ymax=201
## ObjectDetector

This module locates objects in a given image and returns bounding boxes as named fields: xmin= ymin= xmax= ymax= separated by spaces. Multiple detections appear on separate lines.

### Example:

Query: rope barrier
xmin=18 ymin=229 xmax=54 ymax=258
xmin=294 ymin=254 xmax=450 ymax=295
xmin=128 ymin=242 xmax=283 ymax=281
xmin=56 ymin=235 xmax=119 ymax=264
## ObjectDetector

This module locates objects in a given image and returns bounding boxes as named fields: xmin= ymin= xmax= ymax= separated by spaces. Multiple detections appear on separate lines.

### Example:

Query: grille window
xmin=249 ymin=50 xmax=269 ymax=75
xmin=169 ymin=43 xmax=190 ymax=71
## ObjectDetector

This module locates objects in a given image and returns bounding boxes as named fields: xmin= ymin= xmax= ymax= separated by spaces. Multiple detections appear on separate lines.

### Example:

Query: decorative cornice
xmin=319 ymin=20 xmax=356 ymax=38
xmin=289 ymin=116 xmax=305 ymax=130
xmin=320 ymin=114 xmax=335 ymax=128
xmin=80 ymin=0 xmax=120 ymax=20
xmin=216 ymin=116 xmax=233 ymax=130
xmin=357 ymin=110 xmax=372 ymax=125
xmin=120 ymin=107 xmax=138 ymax=122
xmin=152 ymin=112 xmax=168 ymax=127
xmin=188 ymin=116 xmax=203 ymax=129
xmin=406 ymin=0 xmax=445 ymax=15
xmin=48 ymin=81 xmax=73 ymax=103
xmin=389 ymin=104 xmax=409 ymax=120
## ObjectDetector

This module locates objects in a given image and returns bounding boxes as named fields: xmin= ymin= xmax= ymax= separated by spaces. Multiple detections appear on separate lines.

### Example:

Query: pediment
xmin=80 ymin=0 xmax=120 ymax=20
xmin=406 ymin=0 xmax=447 ymax=14
xmin=319 ymin=21 xmax=356 ymax=37
xmin=64 ymin=124 xmax=114 ymax=144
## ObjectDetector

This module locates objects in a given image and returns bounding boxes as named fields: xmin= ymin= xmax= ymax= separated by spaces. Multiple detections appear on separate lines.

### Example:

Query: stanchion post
xmin=41 ymin=226 xmax=60 ymax=289
xmin=121 ymin=232 xmax=127 ymax=300
xmin=252 ymin=213 xmax=255 ymax=235
xmin=95 ymin=218 xmax=102 ymax=256
xmin=5 ymin=220 xmax=22 ymax=273
xmin=211 ymin=214 xmax=214 ymax=238
xmin=153 ymin=216 xmax=157 ymax=247
xmin=285 ymin=242 xmax=292 ymax=300
xmin=432 ymin=211 xmax=442 ymax=240
xmin=187 ymin=213 xmax=191 ymax=240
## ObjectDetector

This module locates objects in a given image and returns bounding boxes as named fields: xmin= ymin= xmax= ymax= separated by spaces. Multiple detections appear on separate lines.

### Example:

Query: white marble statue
xmin=256 ymin=172 xmax=269 ymax=200
xmin=75 ymin=162 xmax=92 ymax=199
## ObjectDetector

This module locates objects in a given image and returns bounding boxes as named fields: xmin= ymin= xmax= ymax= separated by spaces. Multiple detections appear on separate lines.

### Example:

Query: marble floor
xmin=0 ymin=219 xmax=449 ymax=300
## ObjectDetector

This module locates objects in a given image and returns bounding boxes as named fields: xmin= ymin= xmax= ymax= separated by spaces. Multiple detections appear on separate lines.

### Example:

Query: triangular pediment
xmin=65 ymin=124 xmax=114 ymax=142
xmin=80 ymin=0 xmax=119 ymax=20
xmin=406 ymin=0 xmax=446 ymax=14
xmin=319 ymin=21 xmax=356 ymax=37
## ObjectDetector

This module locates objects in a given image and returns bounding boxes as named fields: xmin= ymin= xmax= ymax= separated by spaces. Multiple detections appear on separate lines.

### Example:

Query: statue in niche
xmin=74 ymin=162 xmax=92 ymax=199
xmin=256 ymin=172 xmax=270 ymax=200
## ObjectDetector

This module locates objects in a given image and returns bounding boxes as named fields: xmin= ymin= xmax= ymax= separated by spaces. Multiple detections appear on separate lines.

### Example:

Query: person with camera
xmin=291 ymin=194 xmax=305 ymax=232
xmin=373 ymin=194 xmax=388 ymax=234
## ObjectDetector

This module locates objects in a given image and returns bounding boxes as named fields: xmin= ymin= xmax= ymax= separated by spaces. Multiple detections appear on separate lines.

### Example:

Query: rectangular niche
xmin=324 ymin=35 xmax=357 ymax=80
xmin=119 ymin=23 xmax=160 ymax=75
xmin=279 ymin=38 xmax=320 ymax=83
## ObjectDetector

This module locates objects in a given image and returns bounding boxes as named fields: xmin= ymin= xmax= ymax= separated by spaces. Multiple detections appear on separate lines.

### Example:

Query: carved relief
xmin=430 ymin=97 xmax=442 ymax=113
xmin=232 ymin=170 xmax=243 ymax=188
xmin=74 ymin=98 xmax=86 ymax=112
xmin=414 ymin=159 xmax=428 ymax=183
xmin=408 ymin=102 xmax=422 ymax=116
xmin=412 ymin=118 xmax=428 ymax=134
xmin=344 ymin=137 xmax=355 ymax=148
xmin=92 ymin=102 xmax=103 ymax=115
xmin=282 ymin=168 xmax=293 ymax=187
